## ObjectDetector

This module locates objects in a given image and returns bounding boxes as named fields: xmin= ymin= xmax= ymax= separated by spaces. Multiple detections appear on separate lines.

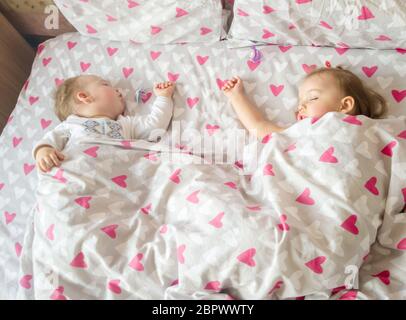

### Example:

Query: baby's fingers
xmin=55 ymin=150 xmax=65 ymax=161
xmin=40 ymin=158 xmax=51 ymax=172
xmin=50 ymin=153 xmax=61 ymax=167
xmin=37 ymin=160 xmax=47 ymax=173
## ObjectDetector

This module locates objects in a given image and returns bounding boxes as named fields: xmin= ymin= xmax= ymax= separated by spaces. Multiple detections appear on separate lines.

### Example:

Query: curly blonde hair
xmin=304 ymin=66 xmax=388 ymax=119
xmin=53 ymin=76 xmax=83 ymax=121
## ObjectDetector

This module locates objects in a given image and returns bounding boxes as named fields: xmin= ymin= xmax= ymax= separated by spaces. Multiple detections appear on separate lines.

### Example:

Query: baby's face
xmin=75 ymin=75 xmax=126 ymax=119
xmin=296 ymin=73 xmax=345 ymax=121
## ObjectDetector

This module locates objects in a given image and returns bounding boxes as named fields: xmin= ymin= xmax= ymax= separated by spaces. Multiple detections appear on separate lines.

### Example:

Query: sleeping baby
xmin=222 ymin=66 xmax=388 ymax=139
xmin=33 ymin=75 xmax=175 ymax=173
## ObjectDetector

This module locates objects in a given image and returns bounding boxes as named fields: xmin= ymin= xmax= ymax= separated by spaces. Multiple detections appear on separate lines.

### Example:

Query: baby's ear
xmin=76 ymin=91 xmax=92 ymax=104
xmin=340 ymin=96 xmax=355 ymax=114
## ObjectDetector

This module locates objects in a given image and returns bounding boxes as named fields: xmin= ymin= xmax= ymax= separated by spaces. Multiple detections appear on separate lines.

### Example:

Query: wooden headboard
xmin=0 ymin=0 xmax=76 ymax=38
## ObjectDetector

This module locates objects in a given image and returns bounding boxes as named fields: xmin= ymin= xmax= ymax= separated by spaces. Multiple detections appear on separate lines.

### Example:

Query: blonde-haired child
xmin=33 ymin=74 xmax=175 ymax=173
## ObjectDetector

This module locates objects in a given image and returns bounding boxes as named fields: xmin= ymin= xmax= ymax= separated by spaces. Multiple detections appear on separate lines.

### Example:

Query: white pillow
xmin=54 ymin=0 xmax=224 ymax=44
xmin=228 ymin=0 xmax=406 ymax=49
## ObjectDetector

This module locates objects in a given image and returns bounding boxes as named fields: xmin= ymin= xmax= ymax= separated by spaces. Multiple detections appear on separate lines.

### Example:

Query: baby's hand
xmin=35 ymin=146 xmax=65 ymax=173
xmin=153 ymin=81 xmax=175 ymax=98
xmin=222 ymin=76 xmax=245 ymax=99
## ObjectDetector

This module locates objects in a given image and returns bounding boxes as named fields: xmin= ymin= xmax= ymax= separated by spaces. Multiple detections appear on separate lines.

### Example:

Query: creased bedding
xmin=1 ymin=31 xmax=405 ymax=299
xmin=16 ymin=112 xmax=406 ymax=299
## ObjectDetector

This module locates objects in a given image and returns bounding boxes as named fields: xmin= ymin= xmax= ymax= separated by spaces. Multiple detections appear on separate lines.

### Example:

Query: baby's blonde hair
xmin=305 ymin=66 xmax=388 ymax=119
xmin=54 ymin=76 xmax=83 ymax=121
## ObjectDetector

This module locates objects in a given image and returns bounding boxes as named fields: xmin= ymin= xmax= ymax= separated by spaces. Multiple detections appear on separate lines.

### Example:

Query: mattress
xmin=0 ymin=31 xmax=405 ymax=299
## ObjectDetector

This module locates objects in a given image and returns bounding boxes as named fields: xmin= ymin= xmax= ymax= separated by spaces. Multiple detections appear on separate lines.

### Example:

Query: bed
xmin=0 ymin=0 xmax=405 ymax=300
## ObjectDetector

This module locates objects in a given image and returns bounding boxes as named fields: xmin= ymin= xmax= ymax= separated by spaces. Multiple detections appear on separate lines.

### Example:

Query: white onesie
xmin=32 ymin=96 xmax=173 ymax=158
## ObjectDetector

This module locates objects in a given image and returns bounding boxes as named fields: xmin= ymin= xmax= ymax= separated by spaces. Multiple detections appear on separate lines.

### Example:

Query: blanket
xmin=18 ymin=112 xmax=406 ymax=299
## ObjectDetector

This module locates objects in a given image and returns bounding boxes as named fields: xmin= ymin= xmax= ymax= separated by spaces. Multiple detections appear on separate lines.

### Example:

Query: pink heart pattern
xmin=358 ymin=6 xmax=374 ymax=20
xmin=50 ymin=286 xmax=67 ymax=300
xmin=111 ymin=175 xmax=128 ymax=188
xmin=362 ymin=66 xmax=378 ymax=78
xmin=101 ymin=224 xmax=118 ymax=239
xmin=19 ymin=274 xmax=33 ymax=289
xmin=177 ymin=245 xmax=186 ymax=264
xmin=305 ymin=256 xmax=326 ymax=274
xmin=80 ymin=61 xmax=91 ymax=72
xmin=46 ymin=224 xmax=55 ymax=240
xmin=270 ymin=84 xmax=284 ymax=96
xmin=204 ymin=281 xmax=221 ymax=292
xmin=129 ymin=253 xmax=144 ymax=271
xmin=380 ymin=141 xmax=397 ymax=157
xmin=319 ymin=146 xmax=338 ymax=163
xmin=342 ymin=115 xmax=362 ymax=126
xmin=107 ymin=47 xmax=118 ymax=56
xmin=75 ymin=196 xmax=92 ymax=209
xmin=187 ymin=97 xmax=199 ymax=109
xmin=150 ymin=51 xmax=161 ymax=60
xmin=5 ymin=211 xmax=16 ymax=225
xmin=186 ymin=190 xmax=200 ymax=204
xmin=296 ymin=188 xmax=315 ymax=205
xmin=237 ymin=248 xmax=256 ymax=267
xmin=70 ymin=252 xmax=88 ymax=269
xmin=83 ymin=146 xmax=99 ymax=158
xmin=372 ymin=270 xmax=390 ymax=285
xmin=108 ymin=279 xmax=122 ymax=294
xmin=228 ymin=1 xmax=403 ymax=49
xmin=277 ymin=215 xmax=290 ymax=232
xmin=209 ymin=212 xmax=225 ymax=229
xmin=263 ymin=163 xmax=275 ymax=176
xmin=67 ymin=41 xmax=77 ymax=50
xmin=364 ymin=177 xmax=379 ymax=196
xmin=86 ymin=24 xmax=97 ymax=34
xmin=122 ymin=67 xmax=134 ymax=79
xmin=3 ymin=30 xmax=406 ymax=300
xmin=341 ymin=215 xmax=359 ymax=235
xmin=397 ymin=238 xmax=406 ymax=250
xmin=29 ymin=96 xmax=39 ymax=105
xmin=169 ymin=169 xmax=182 ymax=184
xmin=392 ymin=90 xmax=406 ymax=103
xmin=206 ymin=124 xmax=220 ymax=136
xmin=196 ymin=55 xmax=208 ymax=65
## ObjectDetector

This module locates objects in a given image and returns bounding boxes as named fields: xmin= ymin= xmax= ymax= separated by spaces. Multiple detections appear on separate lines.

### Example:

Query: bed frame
xmin=0 ymin=0 xmax=76 ymax=133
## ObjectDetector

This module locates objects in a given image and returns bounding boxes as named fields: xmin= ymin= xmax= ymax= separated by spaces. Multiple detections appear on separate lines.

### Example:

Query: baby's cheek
xmin=104 ymin=90 xmax=118 ymax=103
xmin=312 ymin=103 xmax=331 ymax=116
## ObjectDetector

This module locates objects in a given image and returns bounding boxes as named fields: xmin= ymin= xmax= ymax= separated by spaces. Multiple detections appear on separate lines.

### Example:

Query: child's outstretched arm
xmin=119 ymin=81 xmax=175 ymax=141
xmin=223 ymin=76 xmax=285 ymax=139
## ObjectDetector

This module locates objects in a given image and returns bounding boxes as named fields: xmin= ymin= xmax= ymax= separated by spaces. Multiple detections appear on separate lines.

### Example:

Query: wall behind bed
xmin=0 ymin=0 xmax=76 ymax=46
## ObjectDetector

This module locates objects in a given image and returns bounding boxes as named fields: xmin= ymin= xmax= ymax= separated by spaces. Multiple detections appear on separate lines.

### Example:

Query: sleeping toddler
xmin=33 ymin=74 xmax=175 ymax=172
xmin=222 ymin=66 xmax=387 ymax=139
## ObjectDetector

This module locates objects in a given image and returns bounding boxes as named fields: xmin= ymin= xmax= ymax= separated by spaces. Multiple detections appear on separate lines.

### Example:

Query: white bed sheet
xmin=0 ymin=32 xmax=405 ymax=299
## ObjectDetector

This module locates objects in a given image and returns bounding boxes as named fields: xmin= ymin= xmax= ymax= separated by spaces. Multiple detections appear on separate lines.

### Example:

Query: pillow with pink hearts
xmin=54 ymin=0 xmax=224 ymax=44
xmin=227 ymin=0 xmax=406 ymax=49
